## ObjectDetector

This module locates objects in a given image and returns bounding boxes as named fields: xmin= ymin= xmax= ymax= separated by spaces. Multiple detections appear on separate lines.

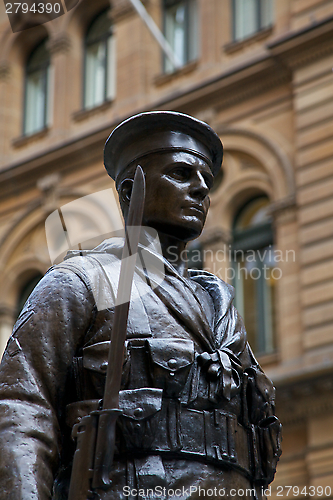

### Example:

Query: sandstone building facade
xmin=0 ymin=0 xmax=333 ymax=496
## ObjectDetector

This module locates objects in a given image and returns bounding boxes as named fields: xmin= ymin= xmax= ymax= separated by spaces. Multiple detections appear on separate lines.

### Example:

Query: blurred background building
xmin=0 ymin=0 xmax=333 ymax=496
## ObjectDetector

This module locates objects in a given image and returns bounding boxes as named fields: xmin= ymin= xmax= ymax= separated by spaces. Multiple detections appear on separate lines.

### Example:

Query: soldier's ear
xmin=119 ymin=178 xmax=134 ymax=206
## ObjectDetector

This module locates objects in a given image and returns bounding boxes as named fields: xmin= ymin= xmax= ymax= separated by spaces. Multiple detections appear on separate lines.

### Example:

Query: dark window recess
xmin=16 ymin=274 xmax=43 ymax=318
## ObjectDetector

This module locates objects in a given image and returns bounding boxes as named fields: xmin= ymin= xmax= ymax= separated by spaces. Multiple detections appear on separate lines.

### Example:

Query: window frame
xmin=232 ymin=197 xmax=276 ymax=356
xmin=83 ymin=9 xmax=115 ymax=110
xmin=162 ymin=0 xmax=198 ymax=74
xmin=232 ymin=0 xmax=273 ymax=43
xmin=23 ymin=38 xmax=50 ymax=136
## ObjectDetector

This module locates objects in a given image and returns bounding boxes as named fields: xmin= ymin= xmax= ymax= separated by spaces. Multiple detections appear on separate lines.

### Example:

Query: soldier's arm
xmin=0 ymin=268 xmax=95 ymax=500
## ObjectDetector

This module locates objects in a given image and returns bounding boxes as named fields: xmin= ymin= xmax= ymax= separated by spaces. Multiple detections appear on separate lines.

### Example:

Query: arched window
xmin=163 ymin=0 xmax=198 ymax=73
xmin=232 ymin=197 xmax=277 ymax=355
xmin=84 ymin=10 xmax=115 ymax=109
xmin=16 ymin=273 xmax=43 ymax=317
xmin=24 ymin=39 xmax=51 ymax=135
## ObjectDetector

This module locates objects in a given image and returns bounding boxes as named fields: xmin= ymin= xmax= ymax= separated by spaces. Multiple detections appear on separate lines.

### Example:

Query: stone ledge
xmin=154 ymin=60 xmax=198 ymax=87
xmin=257 ymin=351 xmax=280 ymax=367
xmin=72 ymin=100 xmax=113 ymax=122
xmin=268 ymin=14 xmax=333 ymax=69
xmin=12 ymin=127 xmax=49 ymax=149
xmin=276 ymin=370 xmax=333 ymax=425
xmin=224 ymin=26 xmax=273 ymax=55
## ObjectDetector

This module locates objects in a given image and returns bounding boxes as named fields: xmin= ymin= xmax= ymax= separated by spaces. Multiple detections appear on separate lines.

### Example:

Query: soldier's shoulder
xmin=188 ymin=269 xmax=235 ymax=297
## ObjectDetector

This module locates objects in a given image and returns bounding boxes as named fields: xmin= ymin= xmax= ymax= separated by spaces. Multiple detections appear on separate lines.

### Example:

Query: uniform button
xmin=100 ymin=362 xmax=108 ymax=372
xmin=134 ymin=407 xmax=144 ymax=417
xmin=168 ymin=358 xmax=177 ymax=369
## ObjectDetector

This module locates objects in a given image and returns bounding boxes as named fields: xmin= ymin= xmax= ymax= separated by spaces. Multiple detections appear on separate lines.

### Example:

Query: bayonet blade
xmin=92 ymin=165 xmax=145 ymax=489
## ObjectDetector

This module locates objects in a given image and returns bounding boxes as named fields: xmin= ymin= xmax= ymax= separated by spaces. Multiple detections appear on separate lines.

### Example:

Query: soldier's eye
xmin=169 ymin=167 xmax=190 ymax=180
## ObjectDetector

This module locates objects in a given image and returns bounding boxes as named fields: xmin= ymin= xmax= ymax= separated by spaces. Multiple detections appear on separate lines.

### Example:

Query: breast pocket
xmin=147 ymin=338 xmax=195 ymax=397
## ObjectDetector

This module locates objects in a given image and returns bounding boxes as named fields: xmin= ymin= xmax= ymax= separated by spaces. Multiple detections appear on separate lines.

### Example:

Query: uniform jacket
xmin=0 ymin=237 xmax=281 ymax=499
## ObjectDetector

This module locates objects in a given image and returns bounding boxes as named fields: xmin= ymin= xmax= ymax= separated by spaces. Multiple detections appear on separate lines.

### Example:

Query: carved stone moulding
xmin=110 ymin=0 xmax=150 ymax=22
xmin=268 ymin=15 xmax=333 ymax=70
xmin=276 ymin=370 xmax=333 ymax=426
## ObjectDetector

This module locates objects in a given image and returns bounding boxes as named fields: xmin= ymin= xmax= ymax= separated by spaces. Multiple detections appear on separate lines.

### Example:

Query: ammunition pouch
xmin=250 ymin=416 xmax=282 ymax=485
xmin=67 ymin=390 xmax=252 ymax=478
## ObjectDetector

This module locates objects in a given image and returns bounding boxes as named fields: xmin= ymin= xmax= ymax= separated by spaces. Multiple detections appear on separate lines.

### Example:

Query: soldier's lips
xmin=183 ymin=205 xmax=206 ymax=216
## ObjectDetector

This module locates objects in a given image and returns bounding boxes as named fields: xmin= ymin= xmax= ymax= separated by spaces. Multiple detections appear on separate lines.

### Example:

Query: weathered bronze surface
xmin=0 ymin=111 xmax=281 ymax=499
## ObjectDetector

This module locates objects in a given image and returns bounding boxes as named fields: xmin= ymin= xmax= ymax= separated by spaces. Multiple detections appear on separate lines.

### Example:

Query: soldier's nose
xmin=191 ymin=172 xmax=210 ymax=199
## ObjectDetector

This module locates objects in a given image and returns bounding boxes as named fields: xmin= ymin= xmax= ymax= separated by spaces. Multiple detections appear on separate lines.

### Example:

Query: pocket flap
xmin=147 ymin=339 xmax=194 ymax=372
xmin=83 ymin=341 xmax=129 ymax=374
xmin=83 ymin=341 xmax=110 ymax=373
xmin=119 ymin=388 xmax=163 ymax=420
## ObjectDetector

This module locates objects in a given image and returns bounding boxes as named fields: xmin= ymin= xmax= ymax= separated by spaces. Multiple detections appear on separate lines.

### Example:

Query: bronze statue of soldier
xmin=0 ymin=112 xmax=281 ymax=500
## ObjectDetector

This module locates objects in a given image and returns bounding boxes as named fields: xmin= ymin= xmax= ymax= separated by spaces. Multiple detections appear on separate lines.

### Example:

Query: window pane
xmin=188 ymin=0 xmax=198 ymax=61
xmin=84 ymin=42 xmax=106 ymax=108
xmin=106 ymin=35 xmax=116 ymax=101
xmin=234 ymin=0 xmax=257 ymax=41
xmin=261 ymin=0 xmax=273 ymax=28
xmin=233 ymin=0 xmax=274 ymax=41
xmin=232 ymin=196 xmax=276 ymax=356
xmin=260 ymin=249 xmax=277 ymax=353
xmin=165 ymin=2 xmax=187 ymax=72
xmin=46 ymin=65 xmax=53 ymax=127
xmin=163 ymin=0 xmax=197 ymax=73
xmin=84 ymin=11 xmax=114 ymax=109
xmin=235 ymin=247 xmax=276 ymax=355
xmin=24 ymin=68 xmax=47 ymax=135
xmin=24 ymin=39 xmax=50 ymax=135
xmin=238 ymin=257 xmax=258 ymax=349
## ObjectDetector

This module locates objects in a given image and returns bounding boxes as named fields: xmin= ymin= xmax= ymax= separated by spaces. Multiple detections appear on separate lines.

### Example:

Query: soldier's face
xmin=141 ymin=151 xmax=214 ymax=241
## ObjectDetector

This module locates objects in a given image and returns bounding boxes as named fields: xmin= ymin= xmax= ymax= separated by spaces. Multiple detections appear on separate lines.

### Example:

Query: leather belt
xmin=66 ymin=398 xmax=252 ymax=478
xmin=118 ymin=401 xmax=252 ymax=478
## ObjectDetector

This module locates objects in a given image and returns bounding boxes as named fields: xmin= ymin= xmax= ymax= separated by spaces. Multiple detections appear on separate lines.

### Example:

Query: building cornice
xmin=276 ymin=368 xmax=333 ymax=425
xmin=268 ymin=15 xmax=333 ymax=69
xmin=155 ymin=54 xmax=291 ymax=112
xmin=0 ymin=127 xmax=109 ymax=199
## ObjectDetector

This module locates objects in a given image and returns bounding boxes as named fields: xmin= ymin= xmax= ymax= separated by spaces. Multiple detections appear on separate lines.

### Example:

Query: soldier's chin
xmin=156 ymin=221 xmax=203 ymax=242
